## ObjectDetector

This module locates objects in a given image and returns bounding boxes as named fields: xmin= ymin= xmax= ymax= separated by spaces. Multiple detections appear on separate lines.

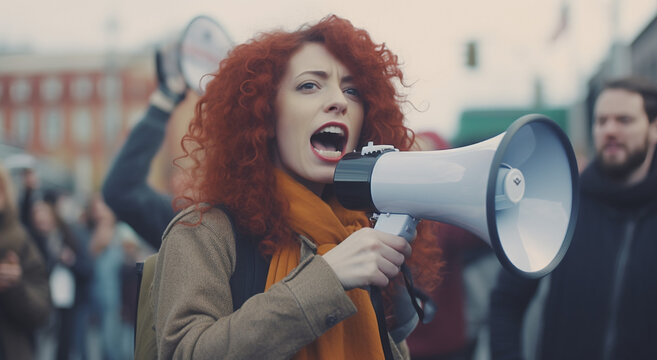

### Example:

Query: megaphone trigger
xmin=373 ymin=213 xmax=421 ymax=243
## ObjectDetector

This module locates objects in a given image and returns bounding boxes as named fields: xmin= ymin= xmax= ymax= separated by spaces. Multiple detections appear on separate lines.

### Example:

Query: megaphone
xmin=156 ymin=15 xmax=233 ymax=95
xmin=334 ymin=114 xmax=579 ymax=279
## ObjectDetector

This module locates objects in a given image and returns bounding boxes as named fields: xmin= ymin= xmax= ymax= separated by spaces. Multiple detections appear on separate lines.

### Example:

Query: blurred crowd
xmin=0 ymin=163 xmax=154 ymax=360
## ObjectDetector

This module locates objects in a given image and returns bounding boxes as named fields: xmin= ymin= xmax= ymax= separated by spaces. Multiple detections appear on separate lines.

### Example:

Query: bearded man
xmin=489 ymin=77 xmax=657 ymax=360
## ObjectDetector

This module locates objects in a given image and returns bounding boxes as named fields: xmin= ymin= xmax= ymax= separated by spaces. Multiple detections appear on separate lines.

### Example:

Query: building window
xmin=73 ymin=107 xmax=92 ymax=145
xmin=13 ymin=108 xmax=33 ymax=146
xmin=72 ymin=76 xmax=94 ymax=102
xmin=98 ymin=75 xmax=121 ymax=101
xmin=10 ymin=78 xmax=32 ymax=104
xmin=41 ymin=107 xmax=63 ymax=149
xmin=104 ymin=103 xmax=122 ymax=143
xmin=41 ymin=77 xmax=63 ymax=103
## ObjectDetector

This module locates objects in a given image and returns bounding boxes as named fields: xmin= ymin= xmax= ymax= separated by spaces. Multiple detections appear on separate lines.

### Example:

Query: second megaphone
xmin=156 ymin=15 xmax=234 ymax=95
xmin=333 ymin=114 xmax=579 ymax=279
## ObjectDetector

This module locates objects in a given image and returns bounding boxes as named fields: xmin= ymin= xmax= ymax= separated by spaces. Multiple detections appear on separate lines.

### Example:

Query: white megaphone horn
xmin=334 ymin=114 xmax=579 ymax=279
xmin=156 ymin=15 xmax=234 ymax=95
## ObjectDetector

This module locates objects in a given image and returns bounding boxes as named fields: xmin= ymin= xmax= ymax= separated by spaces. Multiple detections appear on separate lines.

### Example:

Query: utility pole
xmin=608 ymin=0 xmax=632 ymax=77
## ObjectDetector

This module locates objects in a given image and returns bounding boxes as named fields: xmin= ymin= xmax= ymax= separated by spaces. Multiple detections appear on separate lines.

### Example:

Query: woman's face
xmin=32 ymin=201 xmax=56 ymax=233
xmin=274 ymin=42 xmax=364 ymax=194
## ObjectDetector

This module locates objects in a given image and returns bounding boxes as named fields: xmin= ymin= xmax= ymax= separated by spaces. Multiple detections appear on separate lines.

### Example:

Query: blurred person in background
xmin=0 ymin=162 xmax=51 ymax=360
xmin=20 ymin=171 xmax=90 ymax=360
xmin=102 ymin=60 xmax=195 ymax=249
xmin=101 ymin=59 xmax=187 ymax=359
xmin=31 ymin=193 xmax=87 ymax=360
xmin=489 ymin=77 xmax=657 ymax=360
xmin=20 ymin=168 xmax=47 ymax=258
xmin=55 ymin=192 xmax=95 ymax=360
xmin=88 ymin=194 xmax=133 ymax=360
xmin=406 ymin=132 xmax=487 ymax=360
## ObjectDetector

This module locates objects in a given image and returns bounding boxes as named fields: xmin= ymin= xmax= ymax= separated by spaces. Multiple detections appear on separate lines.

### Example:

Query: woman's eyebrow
xmin=295 ymin=70 xmax=328 ymax=79
xmin=294 ymin=71 xmax=354 ymax=83
xmin=341 ymin=75 xmax=355 ymax=83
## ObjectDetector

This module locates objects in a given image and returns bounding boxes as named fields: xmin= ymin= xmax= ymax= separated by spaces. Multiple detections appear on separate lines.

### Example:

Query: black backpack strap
xmin=218 ymin=205 xmax=270 ymax=311
xmin=370 ymin=286 xmax=395 ymax=360
xmin=134 ymin=261 xmax=144 ymax=349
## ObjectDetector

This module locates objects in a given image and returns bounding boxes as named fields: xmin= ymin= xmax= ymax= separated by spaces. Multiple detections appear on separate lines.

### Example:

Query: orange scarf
xmin=265 ymin=169 xmax=385 ymax=359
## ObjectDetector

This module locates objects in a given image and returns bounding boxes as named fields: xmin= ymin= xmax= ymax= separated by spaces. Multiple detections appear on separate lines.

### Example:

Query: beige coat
xmin=152 ymin=206 xmax=409 ymax=359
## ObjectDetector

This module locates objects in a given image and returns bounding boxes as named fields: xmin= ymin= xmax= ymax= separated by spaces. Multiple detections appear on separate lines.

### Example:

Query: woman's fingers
xmin=323 ymin=228 xmax=411 ymax=289
xmin=378 ymin=232 xmax=412 ymax=258
xmin=376 ymin=255 xmax=402 ymax=279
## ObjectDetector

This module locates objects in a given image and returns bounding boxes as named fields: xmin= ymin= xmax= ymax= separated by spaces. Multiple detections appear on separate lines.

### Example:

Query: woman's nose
xmin=325 ymin=88 xmax=348 ymax=115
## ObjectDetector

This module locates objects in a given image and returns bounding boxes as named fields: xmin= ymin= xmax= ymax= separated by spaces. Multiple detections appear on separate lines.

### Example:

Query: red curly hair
xmin=176 ymin=15 xmax=442 ymax=292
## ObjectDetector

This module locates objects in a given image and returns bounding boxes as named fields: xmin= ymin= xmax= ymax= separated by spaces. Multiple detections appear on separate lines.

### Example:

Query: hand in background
xmin=59 ymin=246 xmax=77 ymax=266
xmin=0 ymin=251 xmax=22 ymax=292
xmin=154 ymin=45 xmax=189 ymax=108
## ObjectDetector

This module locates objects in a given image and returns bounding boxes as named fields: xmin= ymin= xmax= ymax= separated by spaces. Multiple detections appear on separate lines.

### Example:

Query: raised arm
xmin=102 ymin=89 xmax=182 ymax=248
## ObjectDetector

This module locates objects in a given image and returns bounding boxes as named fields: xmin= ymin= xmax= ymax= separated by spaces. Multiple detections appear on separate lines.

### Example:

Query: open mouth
xmin=310 ymin=122 xmax=348 ymax=161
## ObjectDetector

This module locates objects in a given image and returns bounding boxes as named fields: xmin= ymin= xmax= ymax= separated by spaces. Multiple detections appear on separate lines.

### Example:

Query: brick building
xmin=0 ymin=51 xmax=158 ymax=196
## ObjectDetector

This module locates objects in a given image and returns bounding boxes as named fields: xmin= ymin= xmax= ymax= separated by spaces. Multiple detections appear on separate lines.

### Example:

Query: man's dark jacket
xmin=490 ymin=151 xmax=657 ymax=360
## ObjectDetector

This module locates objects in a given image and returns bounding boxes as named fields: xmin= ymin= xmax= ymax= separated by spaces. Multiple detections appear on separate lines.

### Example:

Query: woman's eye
xmin=344 ymin=87 xmax=360 ymax=98
xmin=297 ymin=82 xmax=318 ymax=91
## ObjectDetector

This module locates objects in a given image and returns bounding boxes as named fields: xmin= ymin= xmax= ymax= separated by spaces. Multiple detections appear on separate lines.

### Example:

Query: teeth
xmin=317 ymin=125 xmax=344 ymax=136
xmin=314 ymin=148 xmax=342 ymax=158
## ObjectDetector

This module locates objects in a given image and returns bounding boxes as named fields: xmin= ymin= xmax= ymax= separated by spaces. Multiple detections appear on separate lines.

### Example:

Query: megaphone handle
xmin=374 ymin=213 xmax=420 ymax=243
xmin=374 ymin=213 xmax=431 ymax=335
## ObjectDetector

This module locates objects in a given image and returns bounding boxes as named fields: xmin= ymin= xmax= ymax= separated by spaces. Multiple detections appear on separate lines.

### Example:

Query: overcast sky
xmin=2 ymin=0 xmax=656 ymax=138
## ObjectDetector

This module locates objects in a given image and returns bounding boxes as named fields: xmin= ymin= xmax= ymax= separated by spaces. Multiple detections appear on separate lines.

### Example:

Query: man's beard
xmin=595 ymin=138 xmax=649 ymax=180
